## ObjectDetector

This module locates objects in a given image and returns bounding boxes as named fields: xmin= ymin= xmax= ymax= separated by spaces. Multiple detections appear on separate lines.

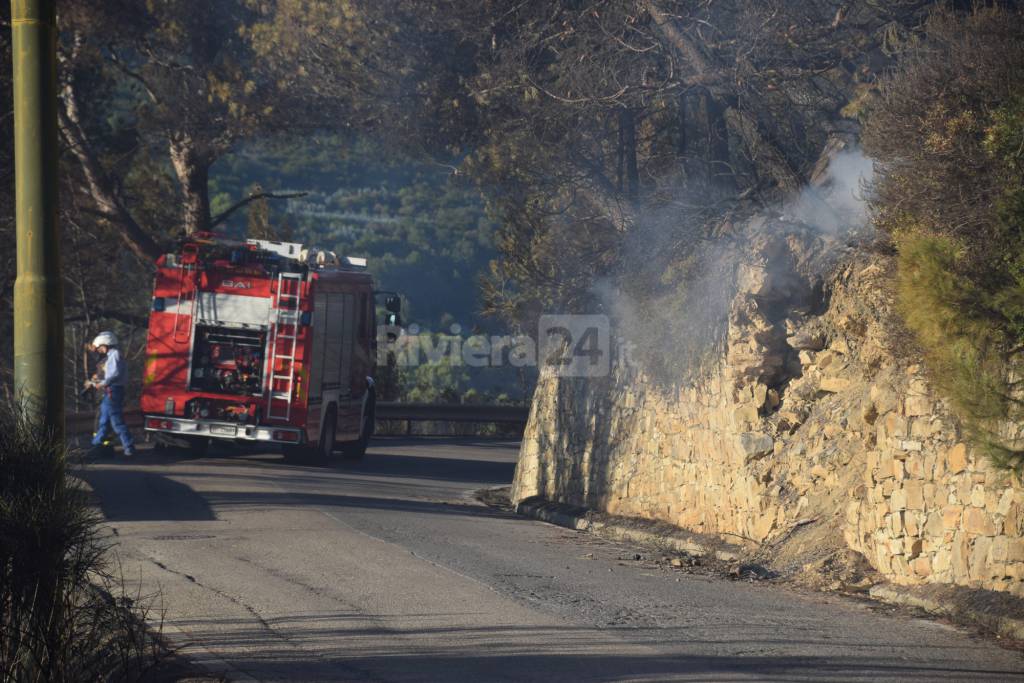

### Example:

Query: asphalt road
xmin=82 ymin=437 xmax=1023 ymax=682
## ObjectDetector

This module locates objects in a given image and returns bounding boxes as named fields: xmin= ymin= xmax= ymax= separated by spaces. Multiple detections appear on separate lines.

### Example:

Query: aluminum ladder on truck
xmin=266 ymin=271 xmax=304 ymax=421
xmin=171 ymin=250 xmax=200 ymax=344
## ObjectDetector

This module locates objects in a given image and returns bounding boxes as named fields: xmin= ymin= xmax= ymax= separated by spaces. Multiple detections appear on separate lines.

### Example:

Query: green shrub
xmin=0 ymin=403 xmax=158 ymax=680
xmin=891 ymin=141 xmax=1024 ymax=474
xmin=895 ymin=230 xmax=1024 ymax=471
xmin=866 ymin=6 xmax=1024 ymax=473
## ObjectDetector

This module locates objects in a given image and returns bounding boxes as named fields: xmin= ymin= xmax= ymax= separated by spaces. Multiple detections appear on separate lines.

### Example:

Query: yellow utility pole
xmin=11 ymin=0 xmax=63 ymax=436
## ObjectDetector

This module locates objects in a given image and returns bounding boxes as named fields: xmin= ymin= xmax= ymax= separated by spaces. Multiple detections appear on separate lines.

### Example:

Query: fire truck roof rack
xmin=167 ymin=234 xmax=368 ymax=273
xmin=245 ymin=239 xmax=367 ymax=271
xmin=246 ymin=238 xmax=303 ymax=259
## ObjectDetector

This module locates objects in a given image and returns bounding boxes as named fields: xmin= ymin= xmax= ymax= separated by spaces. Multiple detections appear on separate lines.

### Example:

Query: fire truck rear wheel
xmin=342 ymin=399 xmax=373 ymax=460
xmin=316 ymin=408 xmax=338 ymax=461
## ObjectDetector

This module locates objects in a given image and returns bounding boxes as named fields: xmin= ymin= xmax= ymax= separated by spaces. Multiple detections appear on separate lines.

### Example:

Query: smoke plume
xmin=595 ymin=145 xmax=877 ymax=388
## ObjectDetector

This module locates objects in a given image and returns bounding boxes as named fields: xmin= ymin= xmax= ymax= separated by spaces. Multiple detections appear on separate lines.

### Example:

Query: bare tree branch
xmin=58 ymin=37 xmax=163 ymax=262
xmin=640 ymin=0 xmax=719 ymax=88
xmin=107 ymin=46 xmax=160 ymax=104
xmin=210 ymin=191 xmax=309 ymax=228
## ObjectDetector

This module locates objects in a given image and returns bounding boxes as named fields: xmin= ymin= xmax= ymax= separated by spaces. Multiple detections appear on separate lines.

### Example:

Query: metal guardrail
xmin=375 ymin=402 xmax=529 ymax=425
xmin=66 ymin=402 xmax=529 ymax=436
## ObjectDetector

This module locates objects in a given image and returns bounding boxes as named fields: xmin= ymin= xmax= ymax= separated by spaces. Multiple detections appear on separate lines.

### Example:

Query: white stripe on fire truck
xmin=162 ymin=293 xmax=274 ymax=326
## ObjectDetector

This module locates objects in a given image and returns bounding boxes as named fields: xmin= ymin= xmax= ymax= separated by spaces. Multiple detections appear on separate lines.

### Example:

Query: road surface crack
xmin=148 ymin=557 xmax=281 ymax=639
xmin=146 ymin=556 xmax=383 ymax=682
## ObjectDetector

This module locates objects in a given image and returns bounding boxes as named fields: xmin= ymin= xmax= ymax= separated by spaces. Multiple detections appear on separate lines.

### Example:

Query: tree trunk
xmin=645 ymin=0 xmax=804 ymax=196
xmin=641 ymin=0 xmax=719 ymax=89
xmin=169 ymin=135 xmax=213 ymax=235
xmin=58 ymin=83 xmax=162 ymax=261
xmin=723 ymin=108 xmax=803 ymax=195
xmin=702 ymin=92 xmax=736 ymax=195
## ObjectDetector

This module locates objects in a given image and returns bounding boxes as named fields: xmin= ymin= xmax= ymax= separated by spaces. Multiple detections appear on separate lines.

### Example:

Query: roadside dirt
xmin=480 ymin=486 xmax=1024 ymax=654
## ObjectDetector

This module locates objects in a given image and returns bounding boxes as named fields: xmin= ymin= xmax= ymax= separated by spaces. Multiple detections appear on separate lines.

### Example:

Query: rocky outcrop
xmin=513 ymin=221 xmax=1024 ymax=595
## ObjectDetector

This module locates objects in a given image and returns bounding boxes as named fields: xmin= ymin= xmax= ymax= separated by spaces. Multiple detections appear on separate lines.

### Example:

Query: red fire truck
xmin=140 ymin=234 xmax=389 ymax=459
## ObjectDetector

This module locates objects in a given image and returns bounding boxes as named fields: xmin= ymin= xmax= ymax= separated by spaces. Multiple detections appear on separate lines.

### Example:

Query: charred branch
xmin=58 ymin=70 xmax=162 ymax=261
xmin=210 ymin=191 xmax=308 ymax=229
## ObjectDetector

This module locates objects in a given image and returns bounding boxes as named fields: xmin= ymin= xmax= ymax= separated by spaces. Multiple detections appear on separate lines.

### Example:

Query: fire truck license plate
xmin=210 ymin=425 xmax=237 ymax=437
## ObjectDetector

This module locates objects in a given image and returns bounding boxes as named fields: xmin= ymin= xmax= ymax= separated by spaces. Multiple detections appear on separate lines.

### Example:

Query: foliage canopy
xmin=864 ymin=5 xmax=1024 ymax=472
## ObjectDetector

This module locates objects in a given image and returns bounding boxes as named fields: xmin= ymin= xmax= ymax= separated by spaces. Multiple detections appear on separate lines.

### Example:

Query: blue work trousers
xmin=92 ymin=385 xmax=135 ymax=450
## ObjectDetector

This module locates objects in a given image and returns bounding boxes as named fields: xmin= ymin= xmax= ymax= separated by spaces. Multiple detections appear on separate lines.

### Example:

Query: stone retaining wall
xmin=512 ymin=225 xmax=1024 ymax=595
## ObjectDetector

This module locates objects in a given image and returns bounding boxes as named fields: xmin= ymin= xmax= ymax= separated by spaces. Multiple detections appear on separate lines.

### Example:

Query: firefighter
xmin=86 ymin=331 xmax=136 ymax=457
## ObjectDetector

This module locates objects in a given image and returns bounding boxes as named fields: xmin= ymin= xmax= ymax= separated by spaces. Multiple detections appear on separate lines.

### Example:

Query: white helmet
xmin=92 ymin=331 xmax=118 ymax=348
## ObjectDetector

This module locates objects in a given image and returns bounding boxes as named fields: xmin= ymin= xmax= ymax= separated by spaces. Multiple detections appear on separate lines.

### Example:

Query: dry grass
xmin=0 ymin=402 xmax=166 ymax=681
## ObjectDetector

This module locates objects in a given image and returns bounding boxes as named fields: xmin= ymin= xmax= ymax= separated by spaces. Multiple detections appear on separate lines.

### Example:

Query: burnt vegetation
xmin=0 ymin=406 xmax=162 ymax=681
xmin=863 ymin=5 xmax=1024 ymax=472
xmin=4 ymin=3 xmax=1024 ymax=676
xmin=0 ymin=2 xmax=1021 ymax=440
xmin=0 ymin=2 xmax=1023 ymax=675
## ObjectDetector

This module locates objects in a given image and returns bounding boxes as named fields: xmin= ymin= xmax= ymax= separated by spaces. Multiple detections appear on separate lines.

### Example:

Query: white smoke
xmin=783 ymin=147 xmax=875 ymax=234
xmin=588 ymin=144 xmax=878 ymax=387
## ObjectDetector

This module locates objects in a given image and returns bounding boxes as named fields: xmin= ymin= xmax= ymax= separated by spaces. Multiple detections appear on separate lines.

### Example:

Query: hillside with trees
xmin=209 ymin=136 xmax=499 ymax=332
xmin=1 ymin=0 xmax=1022 ymax=461
xmin=6 ymin=4 xmax=1024 ymax=678
xmin=863 ymin=8 xmax=1024 ymax=470
xmin=0 ymin=1 xmax=523 ymax=405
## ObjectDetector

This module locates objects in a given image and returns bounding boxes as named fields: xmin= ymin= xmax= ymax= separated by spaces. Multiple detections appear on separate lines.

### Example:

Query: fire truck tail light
xmin=300 ymin=311 xmax=312 ymax=326
xmin=272 ymin=430 xmax=300 ymax=442
xmin=147 ymin=418 xmax=179 ymax=431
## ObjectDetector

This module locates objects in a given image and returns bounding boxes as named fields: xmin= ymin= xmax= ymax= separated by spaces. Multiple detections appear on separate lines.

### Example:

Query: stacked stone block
xmin=512 ymin=227 xmax=1024 ymax=595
